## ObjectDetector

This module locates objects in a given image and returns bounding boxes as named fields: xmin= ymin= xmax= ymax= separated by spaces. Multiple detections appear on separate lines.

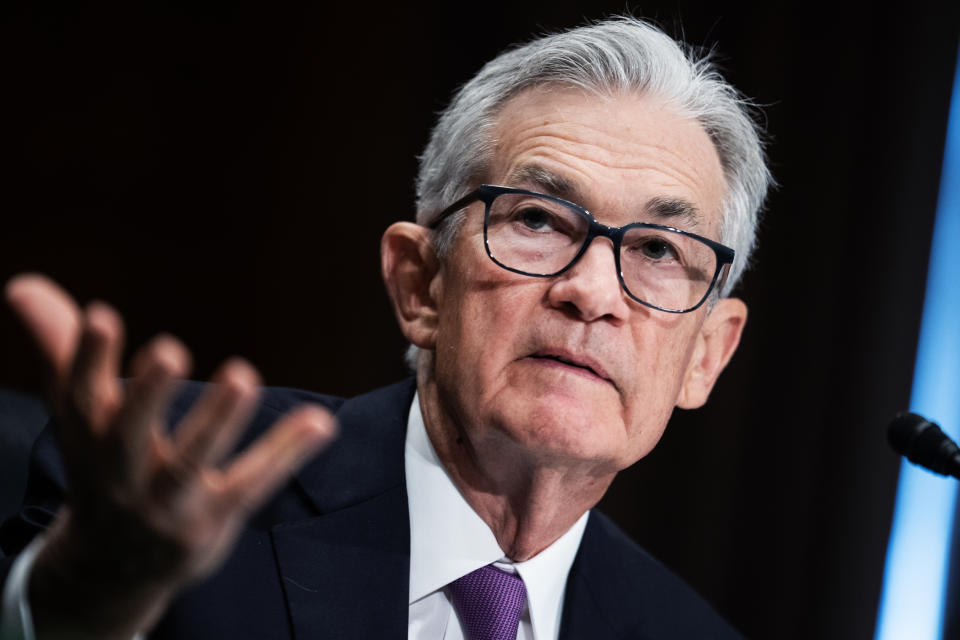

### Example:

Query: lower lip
xmin=525 ymin=356 xmax=609 ymax=384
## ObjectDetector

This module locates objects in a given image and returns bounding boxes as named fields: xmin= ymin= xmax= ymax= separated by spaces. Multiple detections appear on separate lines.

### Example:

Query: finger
xmin=219 ymin=405 xmax=336 ymax=516
xmin=112 ymin=334 xmax=192 ymax=477
xmin=5 ymin=274 xmax=83 ymax=386
xmin=174 ymin=358 xmax=261 ymax=466
xmin=66 ymin=303 xmax=125 ymax=433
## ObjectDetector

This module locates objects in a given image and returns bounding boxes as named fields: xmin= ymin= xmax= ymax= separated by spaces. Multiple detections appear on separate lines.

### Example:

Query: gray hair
xmin=415 ymin=16 xmax=771 ymax=295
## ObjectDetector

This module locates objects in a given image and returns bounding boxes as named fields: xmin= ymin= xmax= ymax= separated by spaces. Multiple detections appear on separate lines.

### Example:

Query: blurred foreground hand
xmin=4 ymin=274 xmax=336 ymax=640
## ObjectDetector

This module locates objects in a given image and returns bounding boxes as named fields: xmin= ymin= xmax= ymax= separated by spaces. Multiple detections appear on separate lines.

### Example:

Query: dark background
xmin=2 ymin=1 xmax=959 ymax=638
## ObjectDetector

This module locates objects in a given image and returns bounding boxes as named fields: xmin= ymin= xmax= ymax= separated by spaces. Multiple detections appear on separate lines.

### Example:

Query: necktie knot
xmin=448 ymin=564 xmax=527 ymax=640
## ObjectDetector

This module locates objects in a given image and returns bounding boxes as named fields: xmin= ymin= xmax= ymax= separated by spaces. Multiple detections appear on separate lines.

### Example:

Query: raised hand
xmin=4 ymin=274 xmax=336 ymax=639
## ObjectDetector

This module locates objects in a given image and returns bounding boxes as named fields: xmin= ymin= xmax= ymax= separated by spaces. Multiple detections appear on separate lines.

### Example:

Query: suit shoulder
xmin=564 ymin=511 xmax=743 ymax=639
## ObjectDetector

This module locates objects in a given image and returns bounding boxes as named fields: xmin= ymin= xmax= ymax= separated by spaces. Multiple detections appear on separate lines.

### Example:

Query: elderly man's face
xmin=402 ymin=86 xmax=744 ymax=473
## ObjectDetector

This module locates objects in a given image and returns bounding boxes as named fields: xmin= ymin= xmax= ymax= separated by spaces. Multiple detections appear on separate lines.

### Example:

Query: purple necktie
xmin=448 ymin=564 xmax=528 ymax=640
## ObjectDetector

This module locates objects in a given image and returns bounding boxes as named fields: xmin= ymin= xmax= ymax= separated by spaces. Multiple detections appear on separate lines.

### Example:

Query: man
xmin=0 ymin=16 xmax=770 ymax=640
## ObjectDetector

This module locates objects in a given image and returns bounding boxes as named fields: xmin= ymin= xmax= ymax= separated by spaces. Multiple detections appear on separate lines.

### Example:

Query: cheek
xmin=627 ymin=312 xmax=701 ymax=389
xmin=435 ymin=291 xmax=530 ymax=397
xmin=616 ymin=323 xmax=701 ymax=460
xmin=431 ymin=286 xmax=540 ymax=450
xmin=432 ymin=258 xmax=532 ymax=392
xmin=437 ymin=249 xmax=537 ymax=361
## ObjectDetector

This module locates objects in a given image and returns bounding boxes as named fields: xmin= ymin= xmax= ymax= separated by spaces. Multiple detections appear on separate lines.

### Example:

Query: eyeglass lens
xmin=484 ymin=192 xmax=718 ymax=311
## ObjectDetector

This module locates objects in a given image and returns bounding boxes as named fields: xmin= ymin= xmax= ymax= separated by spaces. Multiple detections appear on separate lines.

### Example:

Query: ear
xmin=381 ymin=222 xmax=441 ymax=350
xmin=676 ymin=297 xmax=747 ymax=409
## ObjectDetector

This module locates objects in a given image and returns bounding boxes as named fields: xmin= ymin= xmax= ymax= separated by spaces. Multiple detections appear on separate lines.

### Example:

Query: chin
xmin=485 ymin=392 xmax=630 ymax=469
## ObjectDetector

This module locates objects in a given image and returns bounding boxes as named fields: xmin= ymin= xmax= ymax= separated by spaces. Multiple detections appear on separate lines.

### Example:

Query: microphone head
xmin=888 ymin=412 xmax=935 ymax=454
xmin=888 ymin=412 xmax=960 ymax=478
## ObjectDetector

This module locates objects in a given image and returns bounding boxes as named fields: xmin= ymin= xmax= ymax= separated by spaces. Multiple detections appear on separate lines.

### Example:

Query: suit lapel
xmin=561 ymin=510 xmax=677 ymax=640
xmin=272 ymin=486 xmax=410 ymax=639
xmin=271 ymin=379 xmax=417 ymax=640
xmin=558 ymin=513 xmax=625 ymax=640
xmin=559 ymin=511 xmax=739 ymax=640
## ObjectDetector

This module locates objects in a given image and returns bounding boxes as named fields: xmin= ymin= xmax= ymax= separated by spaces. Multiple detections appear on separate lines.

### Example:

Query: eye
xmin=638 ymin=238 xmax=679 ymax=261
xmin=516 ymin=206 xmax=555 ymax=231
xmin=487 ymin=194 xmax=583 ymax=240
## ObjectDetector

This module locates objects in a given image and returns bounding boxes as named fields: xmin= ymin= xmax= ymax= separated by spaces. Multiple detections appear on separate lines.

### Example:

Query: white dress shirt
xmin=406 ymin=393 xmax=588 ymax=640
xmin=0 ymin=534 xmax=40 ymax=640
xmin=1 ymin=393 xmax=589 ymax=640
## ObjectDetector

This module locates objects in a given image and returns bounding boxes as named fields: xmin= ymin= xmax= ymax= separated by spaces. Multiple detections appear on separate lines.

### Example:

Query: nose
xmin=546 ymin=237 xmax=631 ymax=323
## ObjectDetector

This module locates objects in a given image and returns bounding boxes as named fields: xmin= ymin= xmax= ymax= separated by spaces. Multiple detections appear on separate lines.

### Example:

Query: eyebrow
xmin=644 ymin=196 xmax=702 ymax=229
xmin=506 ymin=165 xmax=585 ymax=204
xmin=505 ymin=164 xmax=703 ymax=230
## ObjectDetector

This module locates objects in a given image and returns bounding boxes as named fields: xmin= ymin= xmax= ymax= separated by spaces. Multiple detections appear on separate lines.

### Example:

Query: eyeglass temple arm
xmin=714 ymin=261 xmax=732 ymax=296
xmin=427 ymin=190 xmax=483 ymax=230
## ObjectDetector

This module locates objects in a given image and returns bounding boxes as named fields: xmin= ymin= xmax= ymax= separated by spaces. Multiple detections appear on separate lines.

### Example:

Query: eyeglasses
xmin=429 ymin=185 xmax=735 ymax=313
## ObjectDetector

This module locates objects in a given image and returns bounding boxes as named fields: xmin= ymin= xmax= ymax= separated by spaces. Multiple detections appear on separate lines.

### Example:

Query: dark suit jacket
xmin=0 ymin=378 xmax=742 ymax=639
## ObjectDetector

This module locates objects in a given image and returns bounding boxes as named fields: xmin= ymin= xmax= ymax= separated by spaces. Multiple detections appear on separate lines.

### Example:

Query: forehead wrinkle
xmin=502 ymin=126 xmax=717 ymax=206
xmin=504 ymin=114 xmax=708 ymax=171
xmin=491 ymin=93 xmax=724 ymax=233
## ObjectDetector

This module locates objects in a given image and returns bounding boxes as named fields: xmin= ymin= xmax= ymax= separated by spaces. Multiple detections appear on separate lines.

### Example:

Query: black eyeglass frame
xmin=429 ymin=184 xmax=735 ymax=313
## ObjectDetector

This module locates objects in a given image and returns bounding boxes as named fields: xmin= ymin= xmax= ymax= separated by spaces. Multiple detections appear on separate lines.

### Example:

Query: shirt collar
xmin=405 ymin=392 xmax=589 ymax=640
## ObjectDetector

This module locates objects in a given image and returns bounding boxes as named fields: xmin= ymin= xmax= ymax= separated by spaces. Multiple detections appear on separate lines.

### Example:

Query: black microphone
xmin=887 ymin=413 xmax=960 ymax=480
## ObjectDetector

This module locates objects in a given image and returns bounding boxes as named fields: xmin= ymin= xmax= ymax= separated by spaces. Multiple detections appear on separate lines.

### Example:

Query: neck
xmin=417 ymin=372 xmax=616 ymax=562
